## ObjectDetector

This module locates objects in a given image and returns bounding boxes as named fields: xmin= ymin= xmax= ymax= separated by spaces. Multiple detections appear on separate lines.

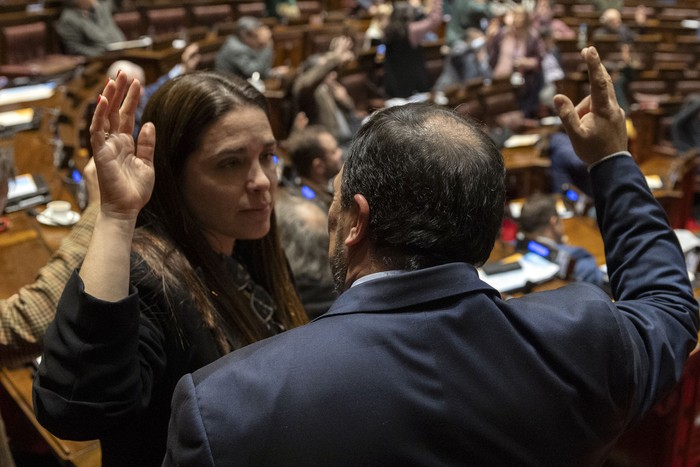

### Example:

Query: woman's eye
xmin=261 ymin=153 xmax=276 ymax=165
xmin=220 ymin=159 xmax=241 ymax=168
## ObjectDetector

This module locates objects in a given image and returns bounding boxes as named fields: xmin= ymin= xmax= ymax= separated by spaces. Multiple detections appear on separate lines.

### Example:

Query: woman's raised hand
xmin=89 ymin=71 xmax=155 ymax=221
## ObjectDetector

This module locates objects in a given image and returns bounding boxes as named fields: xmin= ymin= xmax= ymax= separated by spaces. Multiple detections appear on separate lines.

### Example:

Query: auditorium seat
xmin=234 ymin=2 xmax=267 ymax=18
xmin=608 ymin=347 xmax=700 ymax=466
xmin=113 ymin=10 xmax=143 ymax=40
xmin=191 ymin=4 xmax=233 ymax=29
xmin=144 ymin=6 xmax=187 ymax=36
xmin=0 ymin=21 xmax=84 ymax=79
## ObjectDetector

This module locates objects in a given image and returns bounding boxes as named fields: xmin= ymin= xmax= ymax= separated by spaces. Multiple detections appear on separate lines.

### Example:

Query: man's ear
xmin=345 ymin=193 xmax=370 ymax=247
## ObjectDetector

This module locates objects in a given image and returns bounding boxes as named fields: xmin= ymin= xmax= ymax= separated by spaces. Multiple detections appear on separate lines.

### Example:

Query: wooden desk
xmin=0 ymin=211 xmax=57 ymax=297
xmin=489 ymin=214 xmax=605 ymax=294
xmin=0 ymin=368 xmax=101 ymax=466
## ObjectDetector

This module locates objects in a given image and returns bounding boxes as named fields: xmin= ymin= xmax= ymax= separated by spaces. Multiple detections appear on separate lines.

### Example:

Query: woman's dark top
xmin=33 ymin=254 xmax=276 ymax=466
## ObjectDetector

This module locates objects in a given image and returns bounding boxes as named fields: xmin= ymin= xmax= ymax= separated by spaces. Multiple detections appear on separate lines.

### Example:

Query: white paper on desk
xmin=478 ymin=253 xmax=560 ymax=293
xmin=503 ymin=134 xmax=541 ymax=149
xmin=509 ymin=198 xmax=571 ymax=219
xmin=644 ymin=175 xmax=663 ymax=190
xmin=675 ymin=229 xmax=700 ymax=253
xmin=383 ymin=93 xmax=431 ymax=108
xmin=105 ymin=36 xmax=153 ymax=51
xmin=540 ymin=116 xmax=562 ymax=126
xmin=0 ymin=82 xmax=55 ymax=107
xmin=0 ymin=108 xmax=33 ymax=127
xmin=7 ymin=174 xmax=38 ymax=200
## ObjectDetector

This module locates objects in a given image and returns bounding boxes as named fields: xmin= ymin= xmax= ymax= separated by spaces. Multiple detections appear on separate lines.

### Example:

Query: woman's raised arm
xmin=80 ymin=71 xmax=156 ymax=301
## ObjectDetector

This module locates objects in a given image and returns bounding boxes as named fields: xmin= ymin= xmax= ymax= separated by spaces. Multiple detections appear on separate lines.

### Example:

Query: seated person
xmin=0 ymin=158 xmax=98 ymax=368
xmin=0 ymin=158 xmax=98 ymax=467
xmin=282 ymin=125 xmax=343 ymax=208
xmin=56 ymin=0 xmax=126 ymax=57
xmin=593 ymin=8 xmax=635 ymax=43
xmin=292 ymin=36 xmax=361 ymax=150
xmin=215 ymin=17 xmax=286 ymax=80
xmin=519 ymin=193 xmax=604 ymax=288
xmin=275 ymin=192 xmax=335 ymax=319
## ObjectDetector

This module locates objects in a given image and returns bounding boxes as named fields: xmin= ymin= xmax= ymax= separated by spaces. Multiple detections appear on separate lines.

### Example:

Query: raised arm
xmin=554 ymin=47 xmax=698 ymax=417
xmin=407 ymin=0 xmax=443 ymax=47
xmin=82 ymin=72 xmax=155 ymax=301
xmin=553 ymin=47 xmax=627 ymax=165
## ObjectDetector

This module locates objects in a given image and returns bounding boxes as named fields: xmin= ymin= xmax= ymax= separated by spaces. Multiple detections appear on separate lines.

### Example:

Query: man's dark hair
xmin=519 ymin=193 xmax=558 ymax=235
xmin=341 ymin=103 xmax=506 ymax=269
xmin=285 ymin=125 xmax=328 ymax=178
xmin=236 ymin=16 xmax=262 ymax=37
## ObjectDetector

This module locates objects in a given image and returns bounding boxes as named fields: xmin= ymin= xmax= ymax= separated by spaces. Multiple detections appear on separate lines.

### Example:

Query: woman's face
xmin=182 ymin=106 xmax=278 ymax=255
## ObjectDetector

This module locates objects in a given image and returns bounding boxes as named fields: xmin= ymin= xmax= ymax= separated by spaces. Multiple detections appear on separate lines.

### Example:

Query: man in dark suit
xmin=164 ymin=48 xmax=699 ymax=465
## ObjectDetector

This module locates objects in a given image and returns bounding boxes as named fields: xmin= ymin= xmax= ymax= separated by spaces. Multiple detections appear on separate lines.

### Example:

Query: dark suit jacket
xmin=164 ymin=155 xmax=698 ymax=466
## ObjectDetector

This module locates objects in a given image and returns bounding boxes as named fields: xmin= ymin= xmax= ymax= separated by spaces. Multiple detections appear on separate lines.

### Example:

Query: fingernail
xmin=117 ymin=69 xmax=121 ymax=77
xmin=553 ymin=97 xmax=562 ymax=111
xmin=591 ymin=47 xmax=598 ymax=58
xmin=97 ymin=94 xmax=101 ymax=104
xmin=106 ymin=77 xmax=111 ymax=86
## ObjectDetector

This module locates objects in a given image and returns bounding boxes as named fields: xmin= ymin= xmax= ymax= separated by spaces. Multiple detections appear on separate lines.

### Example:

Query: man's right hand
xmin=553 ymin=47 xmax=628 ymax=166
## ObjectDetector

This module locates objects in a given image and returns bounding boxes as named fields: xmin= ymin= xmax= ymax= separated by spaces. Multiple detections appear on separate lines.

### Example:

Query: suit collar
xmin=319 ymin=262 xmax=498 ymax=318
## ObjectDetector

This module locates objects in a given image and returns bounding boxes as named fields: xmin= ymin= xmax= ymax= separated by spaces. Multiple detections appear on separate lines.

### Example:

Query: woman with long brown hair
xmin=33 ymin=70 xmax=307 ymax=466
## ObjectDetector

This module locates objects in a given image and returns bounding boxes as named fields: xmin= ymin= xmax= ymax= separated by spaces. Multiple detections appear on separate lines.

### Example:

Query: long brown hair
xmin=135 ymin=71 xmax=307 ymax=353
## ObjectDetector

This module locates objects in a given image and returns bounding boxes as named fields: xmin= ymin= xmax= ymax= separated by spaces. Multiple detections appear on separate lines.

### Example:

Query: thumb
xmin=554 ymin=94 xmax=581 ymax=138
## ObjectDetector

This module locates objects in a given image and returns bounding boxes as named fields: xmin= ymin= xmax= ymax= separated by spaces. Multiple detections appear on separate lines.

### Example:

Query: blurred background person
xmin=487 ymin=5 xmax=545 ymax=118
xmin=56 ymin=0 xmax=125 ymax=57
xmin=593 ymin=8 xmax=634 ymax=43
xmin=215 ymin=17 xmax=288 ymax=80
xmin=282 ymin=125 xmax=343 ymax=208
xmin=519 ymin=193 xmax=604 ymax=288
xmin=0 ymin=158 xmax=99 ymax=466
xmin=276 ymin=192 xmax=335 ymax=319
xmin=433 ymin=27 xmax=491 ymax=91
xmin=382 ymin=0 xmax=443 ymax=98
xmin=292 ymin=36 xmax=361 ymax=151
xmin=362 ymin=3 xmax=392 ymax=50
xmin=530 ymin=0 xmax=575 ymax=40
xmin=444 ymin=0 xmax=491 ymax=47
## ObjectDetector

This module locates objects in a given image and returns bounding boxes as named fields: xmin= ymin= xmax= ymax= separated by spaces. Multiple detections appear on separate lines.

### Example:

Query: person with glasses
xmin=32 ymin=71 xmax=307 ymax=467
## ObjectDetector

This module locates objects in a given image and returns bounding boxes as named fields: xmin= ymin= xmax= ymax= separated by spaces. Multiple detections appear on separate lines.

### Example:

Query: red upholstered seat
xmin=0 ymin=22 xmax=85 ymax=78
